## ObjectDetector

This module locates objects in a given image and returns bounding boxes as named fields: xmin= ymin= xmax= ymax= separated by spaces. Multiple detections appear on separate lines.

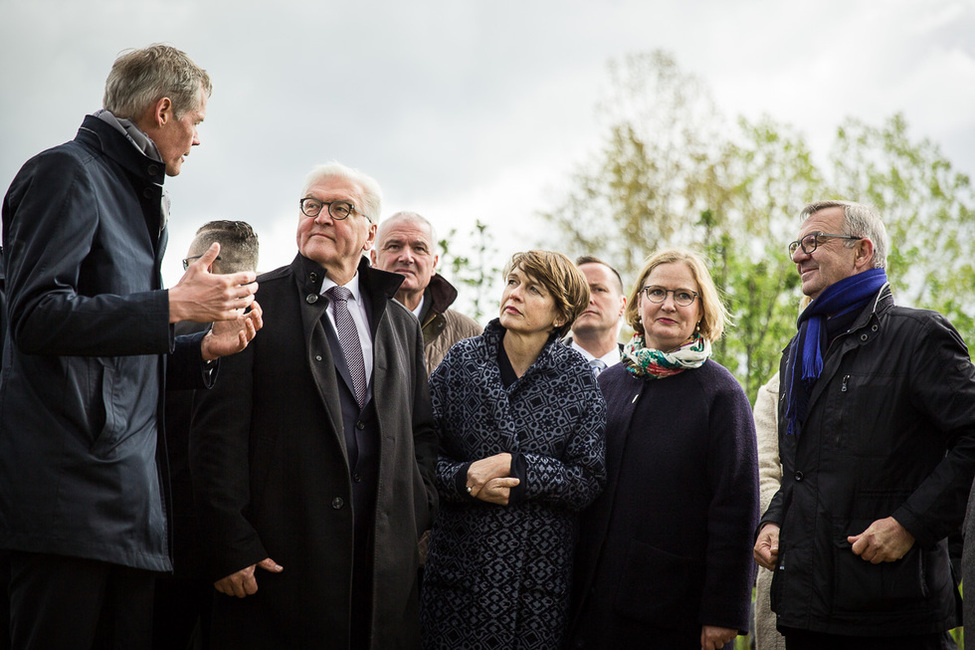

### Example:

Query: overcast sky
xmin=2 ymin=0 xmax=974 ymax=297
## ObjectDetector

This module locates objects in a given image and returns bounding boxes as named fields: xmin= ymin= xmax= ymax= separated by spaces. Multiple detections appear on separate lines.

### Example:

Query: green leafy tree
xmin=437 ymin=219 xmax=502 ymax=324
xmin=540 ymin=50 xmax=975 ymax=402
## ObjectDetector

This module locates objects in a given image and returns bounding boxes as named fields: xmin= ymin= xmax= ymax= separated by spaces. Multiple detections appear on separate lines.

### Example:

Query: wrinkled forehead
xmin=800 ymin=206 xmax=846 ymax=236
xmin=303 ymin=176 xmax=365 ymax=203
xmin=379 ymin=219 xmax=435 ymax=248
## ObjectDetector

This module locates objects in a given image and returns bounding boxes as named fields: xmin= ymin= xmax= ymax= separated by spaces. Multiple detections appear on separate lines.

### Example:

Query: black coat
xmin=190 ymin=255 xmax=438 ymax=649
xmin=763 ymin=285 xmax=975 ymax=635
xmin=568 ymin=359 xmax=759 ymax=648
xmin=0 ymin=115 xmax=208 ymax=572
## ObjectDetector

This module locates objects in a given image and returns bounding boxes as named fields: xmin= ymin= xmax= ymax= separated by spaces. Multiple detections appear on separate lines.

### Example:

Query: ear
xmin=431 ymin=253 xmax=440 ymax=271
xmin=132 ymin=97 xmax=173 ymax=136
xmin=854 ymin=237 xmax=875 ymax=271
xmin=153 ymin=97 xmax=174 ymax=127
xmin=618 ymin=295 xmax=627 ymax=317
xmin=362 ymin=222 xmax=378 ymax=252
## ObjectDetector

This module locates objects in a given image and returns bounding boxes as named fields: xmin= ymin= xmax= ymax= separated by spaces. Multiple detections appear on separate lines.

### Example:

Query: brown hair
xmin=504 ymin=250 xmax=590 ymax=338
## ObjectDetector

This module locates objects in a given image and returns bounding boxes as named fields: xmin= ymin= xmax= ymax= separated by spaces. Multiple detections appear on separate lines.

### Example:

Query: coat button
xmin=794 ymin=471 xmax=804 ymax=481
xmin=147 ymin=164 xmax=160 ymax=176
xmin=143 ymin=188 xmax=154 ymax=198
xmin=860 ymin=333 xmax=868 ymax=341
xmin=353 ymin=473 xmax=361 ymax=483
xmin=331 ymin=497 xmax=344 ymax=509
xmin=306 ymin=294 xmax=318 ymax=304
xmin=315 ymin=355 xmax=322 ymax=362
xmin=356 ymin=421 xmax=365 ymax=430
xmin=310 ymin=272 xmax=318 ymax=282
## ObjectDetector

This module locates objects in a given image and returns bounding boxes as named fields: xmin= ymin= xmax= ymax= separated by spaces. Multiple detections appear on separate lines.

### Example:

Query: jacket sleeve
xmin=892 ymin=313 xmax=975 ymax=547
xmin=189 ymin=338 xmax=268 ymax=581
xmin=701 ymin=376 xmax=760 ymax=631
xmin=3 ymin=148 xmax=172 ymax=357
xmin=516 ymin=372 xmax=607 ymax=511
xmin=411 ymin=323 xmax=439 ymax=530
xmin=429 ymin=349 xmax=474 ymax=505
xmin=167 ymin=330 xmax=217 ymax=391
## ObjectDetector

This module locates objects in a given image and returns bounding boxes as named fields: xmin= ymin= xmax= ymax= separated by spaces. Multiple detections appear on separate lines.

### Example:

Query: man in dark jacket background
xmin=754 ymin=200 xmax=975 ymax=649
xmin=0 ymin=44 xmax=262 ymax=649
xmin=370 ymin=210 xmax=481 ymax=376
xmin=190 ymin=163 xmax=437 ymax=649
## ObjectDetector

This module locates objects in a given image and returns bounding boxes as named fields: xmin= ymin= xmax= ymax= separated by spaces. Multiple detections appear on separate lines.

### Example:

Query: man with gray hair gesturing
xmin=754 ymin=200 xmax=975 ymax=650
xmin=0 ymin=44 xmax=262 ymax=649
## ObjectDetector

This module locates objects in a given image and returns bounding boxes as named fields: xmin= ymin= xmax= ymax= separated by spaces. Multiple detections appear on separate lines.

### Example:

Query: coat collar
xmin=419 ymin=273 xmax=459 ymax=322
xmin=75 ymin=114 xmax=166 ymax=185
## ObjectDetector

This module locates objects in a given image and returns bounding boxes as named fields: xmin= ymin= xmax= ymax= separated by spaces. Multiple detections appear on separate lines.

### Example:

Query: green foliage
xmin=539 ymin=50 xmax=975 ymax=402
xmin=437 ymin=219 xmax=503 ymax=323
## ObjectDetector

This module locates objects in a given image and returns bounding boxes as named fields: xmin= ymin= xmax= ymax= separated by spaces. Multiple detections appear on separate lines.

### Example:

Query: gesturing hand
xmin=169 ymin=243 xmax=259 ymax=324
xmin=201 ymin=301 xmax=264 ymax=360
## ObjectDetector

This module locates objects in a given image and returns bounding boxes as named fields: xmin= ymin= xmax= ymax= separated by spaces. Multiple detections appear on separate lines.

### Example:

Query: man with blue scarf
xmin=753 ymin=200 xmax=975 ymax=650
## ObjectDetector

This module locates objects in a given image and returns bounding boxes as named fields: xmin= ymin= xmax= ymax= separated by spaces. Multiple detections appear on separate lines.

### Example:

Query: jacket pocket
xmin=613 ymin=538 xmax=702 ymax=628
xmin=831 ymin=518 xmax=926 ymax=612
xmin=89 ymin=359 xmax=122 ymax=457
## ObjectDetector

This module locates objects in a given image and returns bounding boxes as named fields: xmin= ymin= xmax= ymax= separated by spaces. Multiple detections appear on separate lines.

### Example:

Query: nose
xmin=399 ymin=247 xmax=415 ymax=263
xmin=660 ymin=293 xmax=678 ymax=310
xmin=791 ymin=245 xmax=807 ymax=263
xmin=314 ymin=209 xmax=334 ymax=225
xmin=192 ymin=127 xmax=201 ymax=147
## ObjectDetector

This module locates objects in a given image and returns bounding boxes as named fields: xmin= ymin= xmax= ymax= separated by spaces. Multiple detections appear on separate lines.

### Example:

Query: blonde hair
xmin=503 ymin=250 xmax=590 ymax=338
xmin=624 ymin=249 xmax=728 ymax=342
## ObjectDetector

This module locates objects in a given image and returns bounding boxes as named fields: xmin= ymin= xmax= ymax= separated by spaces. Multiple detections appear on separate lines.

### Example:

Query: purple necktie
xmin=326 ymin=286 xmax=367 ymax=407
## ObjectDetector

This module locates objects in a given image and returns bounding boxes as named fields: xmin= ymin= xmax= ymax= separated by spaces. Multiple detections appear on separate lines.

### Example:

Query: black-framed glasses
xmin=299 ymin=197 xmax=364 ymax=221
xmin=641 ymin=285 xmax=698 ymax=307
xmin=182 ymin=254 xmax=221 ymax=270
xmin=788 ymin=232 xmax=862 ymax=256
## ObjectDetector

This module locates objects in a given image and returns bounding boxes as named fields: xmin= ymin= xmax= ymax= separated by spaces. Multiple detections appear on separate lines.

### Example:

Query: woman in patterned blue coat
xmin=420 ymin=250 xmax=607 ymax=650
xmin=567 ymin=249 xmax=759 ymax=650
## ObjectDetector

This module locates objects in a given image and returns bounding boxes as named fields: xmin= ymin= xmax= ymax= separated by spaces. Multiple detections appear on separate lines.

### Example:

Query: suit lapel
xmin=296 ymin=272 xmax=346 ymax=445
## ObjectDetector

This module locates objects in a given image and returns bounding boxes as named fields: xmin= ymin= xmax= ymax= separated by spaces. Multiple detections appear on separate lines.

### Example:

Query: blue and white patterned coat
xmin=420 ymin=319 xmax=607 ymax=650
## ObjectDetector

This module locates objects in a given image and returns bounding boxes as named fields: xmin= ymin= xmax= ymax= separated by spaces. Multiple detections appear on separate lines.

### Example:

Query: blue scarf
xmin=785 ymin=268 xmax=887 ymax=435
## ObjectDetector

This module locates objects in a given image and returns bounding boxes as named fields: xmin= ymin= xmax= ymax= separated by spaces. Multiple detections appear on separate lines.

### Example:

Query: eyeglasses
xmin=182 ymin=254 xmax=221 ymax=270
xmin=641 ymin=285 xmax=698 ymax=307
xmin=788 ymin=232 xmax=862 ymax=256
xmin=299 ymin=197 xmax=365 ymax=221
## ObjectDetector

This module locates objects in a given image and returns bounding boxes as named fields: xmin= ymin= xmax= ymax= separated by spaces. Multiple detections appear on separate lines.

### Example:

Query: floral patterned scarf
xmin=622 ymin=333 xmax=711 ymax=379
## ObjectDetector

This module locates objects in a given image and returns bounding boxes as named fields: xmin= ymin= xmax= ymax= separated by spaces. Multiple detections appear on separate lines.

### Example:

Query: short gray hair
xmin=189 ymin=220 xmax=259 ymax=273
xmin=799 ymin=200 xmax=889 ymax=269
xmin=103 ymin=44 xmax=211 ymax=120
xmin=378 ymin=211 xmax=438 ymax=254
xmin=302 ymin=162 xmax=382 ymax=223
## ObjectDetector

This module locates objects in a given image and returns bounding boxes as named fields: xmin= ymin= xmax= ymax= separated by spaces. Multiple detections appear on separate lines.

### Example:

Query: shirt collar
xmin=570 ymin=339 xmax=621 ymax=367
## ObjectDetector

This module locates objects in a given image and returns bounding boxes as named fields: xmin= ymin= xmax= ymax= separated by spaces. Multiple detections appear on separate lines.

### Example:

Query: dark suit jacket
xmin=190 ymin=254 xmax=437 ymax=649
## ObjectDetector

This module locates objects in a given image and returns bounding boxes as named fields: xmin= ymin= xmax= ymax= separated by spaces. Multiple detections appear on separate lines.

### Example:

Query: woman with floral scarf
xmin=567 ymin=249 xmax=759 ymax=650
